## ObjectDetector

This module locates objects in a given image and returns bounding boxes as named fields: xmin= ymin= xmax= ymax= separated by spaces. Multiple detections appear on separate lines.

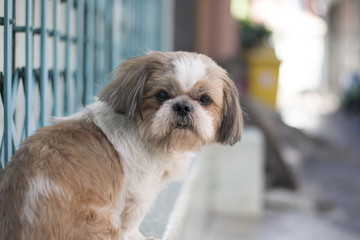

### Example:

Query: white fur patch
xmin=53 ymin=110 xmax=88 ymax=122
xmin=88 ymin=100 xmax=194 ymax=233
xmin=193 ymin=106 xmax=215 ymax=142
xmin=88 ymin=101 xmax=142 ymax=159
xmin=172 ymin=55 xmax=206 ymax=91
xmin=22 ymin=175 xmax=64 ymax=224
xmin=150 ymin=99 xmax=215 ymax=143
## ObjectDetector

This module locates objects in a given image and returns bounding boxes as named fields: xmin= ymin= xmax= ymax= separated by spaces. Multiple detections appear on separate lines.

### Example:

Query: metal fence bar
xmin=85 ymin=0 xmax=95 ymax=105
xmin=25 ymin=0 xmax=33 ymax=137
xmin=64 ymin=0 xmax=73 ymax=115
xmin=121 ymin=0 xmax=128 ymax=59
xmin=155 ymin=0 xmax=163 ymax=51
xmin=124 ymin=0 xmax=130 ymax=58
xmin=94 ymin=0 xmax=102 ymax=93
xmin=40 ymin=0 xmax=48 ymax=127
xmin=146 ymin=0 xmax=153 ymax=50
xmin=11 ymin=70 xmax=19 ymax=149
xmin=130 ymin=0 xmax=136 ymax=57
xmin=134 ymin=0 xmax=140 ymax=54
xmin=1 ymin=0 xmax=167 ymax=166
xmin=3 ymin=0 xmax=14 ymax=165
xmin=76 ymin=0 xmax=85 ymax=111
xmin=140 ymin=0 xmax=147 ymax=50
xmin=105 ymin=0 xmax=113 ymax=74
xmin=98 ymin=0 xmax=105 ymax=89
xmin=52 ymin=0 xmax=60 ymax=117
xmin=110 ymin=0 xmax=119 ymax=70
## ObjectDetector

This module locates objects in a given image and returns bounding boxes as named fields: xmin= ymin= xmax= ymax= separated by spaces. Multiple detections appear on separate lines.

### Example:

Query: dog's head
xmin=99 ymin=51 xmax=243 ymax=152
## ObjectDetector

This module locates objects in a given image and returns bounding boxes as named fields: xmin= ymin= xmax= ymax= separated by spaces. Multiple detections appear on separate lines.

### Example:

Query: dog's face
xmin=99 ymin=51 xmax=243 ymax=152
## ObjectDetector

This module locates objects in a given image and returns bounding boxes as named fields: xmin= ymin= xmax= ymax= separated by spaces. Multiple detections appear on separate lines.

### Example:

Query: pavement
xmin=295 ymin=109 xmax=360 ymax=235
xmin=269 ymin=93 xmax=360 ymax=239
xmin=196 ymin=106 xmax=360 ymax=240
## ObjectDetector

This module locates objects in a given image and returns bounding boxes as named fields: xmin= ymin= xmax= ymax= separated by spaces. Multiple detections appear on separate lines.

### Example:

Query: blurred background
xmin=169 ymin=1 xmax=360 ymax=239
xmin=1 ymin=0 xmax=360 ymax=239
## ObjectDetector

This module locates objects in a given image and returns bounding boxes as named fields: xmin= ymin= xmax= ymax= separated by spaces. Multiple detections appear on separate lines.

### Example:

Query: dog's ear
xmin=217 ymin=76 xmax=243 ymax=145
xmin=98 ymin=55 xmax=149 ymax=119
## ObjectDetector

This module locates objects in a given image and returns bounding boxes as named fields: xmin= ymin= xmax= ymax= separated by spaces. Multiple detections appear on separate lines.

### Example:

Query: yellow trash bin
xmin=245 ymin=45 xmax=280 ymax=109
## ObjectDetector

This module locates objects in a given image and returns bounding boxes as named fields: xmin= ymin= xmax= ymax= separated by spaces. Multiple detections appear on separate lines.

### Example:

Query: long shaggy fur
xmin=0 ymin=51 xmax=243 ymax=240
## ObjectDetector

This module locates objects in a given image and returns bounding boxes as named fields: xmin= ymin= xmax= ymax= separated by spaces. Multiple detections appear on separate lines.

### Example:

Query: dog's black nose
xmin=173 ymin=101 xmax=193 ymax=117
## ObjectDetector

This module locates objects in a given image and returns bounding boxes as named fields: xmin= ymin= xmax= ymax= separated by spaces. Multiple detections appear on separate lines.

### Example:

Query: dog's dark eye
xmin=199 ymin=94 xmax=213 ymax=106
xmin=156 ymin=90 xmax=171 ymax=102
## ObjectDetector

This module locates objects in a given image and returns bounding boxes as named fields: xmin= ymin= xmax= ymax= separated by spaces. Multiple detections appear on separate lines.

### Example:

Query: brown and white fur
xmin=0 ymin=51 xmax=243 ymax=240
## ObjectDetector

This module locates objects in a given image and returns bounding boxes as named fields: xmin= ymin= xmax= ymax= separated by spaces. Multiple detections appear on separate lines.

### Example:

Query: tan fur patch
xmin=0 ymin=119 xmax=124 ymax=240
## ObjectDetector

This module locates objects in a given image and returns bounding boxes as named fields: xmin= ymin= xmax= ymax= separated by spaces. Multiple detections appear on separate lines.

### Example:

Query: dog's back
xmin=0 ymin=119 xmax=124 ymax=240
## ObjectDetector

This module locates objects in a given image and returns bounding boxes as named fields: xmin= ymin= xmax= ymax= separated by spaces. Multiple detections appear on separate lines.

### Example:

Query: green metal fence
xmin=0 ymin=0 xmax=168 ymax=169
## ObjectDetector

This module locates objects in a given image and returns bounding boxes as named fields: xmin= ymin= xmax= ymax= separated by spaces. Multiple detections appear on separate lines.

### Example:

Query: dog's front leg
xmin=120 ymin=190 xmax=161 ymax=240
xmin=121 ymin=213 xmax=159 ymax=240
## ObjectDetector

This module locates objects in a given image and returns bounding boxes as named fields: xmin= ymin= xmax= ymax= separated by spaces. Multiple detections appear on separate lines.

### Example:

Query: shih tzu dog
xmin=0 ymin=51 xmax=243 ymax=240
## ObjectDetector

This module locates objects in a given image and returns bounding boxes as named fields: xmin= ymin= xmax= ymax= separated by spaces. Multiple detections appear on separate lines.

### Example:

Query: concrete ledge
xmin=207 ymin=127 xmax=265 ymax=217
xmin=141 ymin=127 xmax=265 ymax=239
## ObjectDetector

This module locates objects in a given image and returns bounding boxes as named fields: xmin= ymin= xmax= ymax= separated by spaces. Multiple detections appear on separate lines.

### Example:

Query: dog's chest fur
xmin=90 ymin=101 xmax=193 ymax=231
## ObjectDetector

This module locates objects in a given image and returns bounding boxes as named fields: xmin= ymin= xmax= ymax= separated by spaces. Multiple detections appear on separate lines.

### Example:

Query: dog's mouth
xmin=173 ymin=117 xmax=195 ymax=131
xmin=175 ymin=123 xmax=193 ymax=130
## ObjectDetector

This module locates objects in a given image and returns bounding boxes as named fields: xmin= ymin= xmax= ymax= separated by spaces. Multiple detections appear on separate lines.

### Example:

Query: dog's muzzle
xmin=172 ymin=101 xmax=194 ymax=129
